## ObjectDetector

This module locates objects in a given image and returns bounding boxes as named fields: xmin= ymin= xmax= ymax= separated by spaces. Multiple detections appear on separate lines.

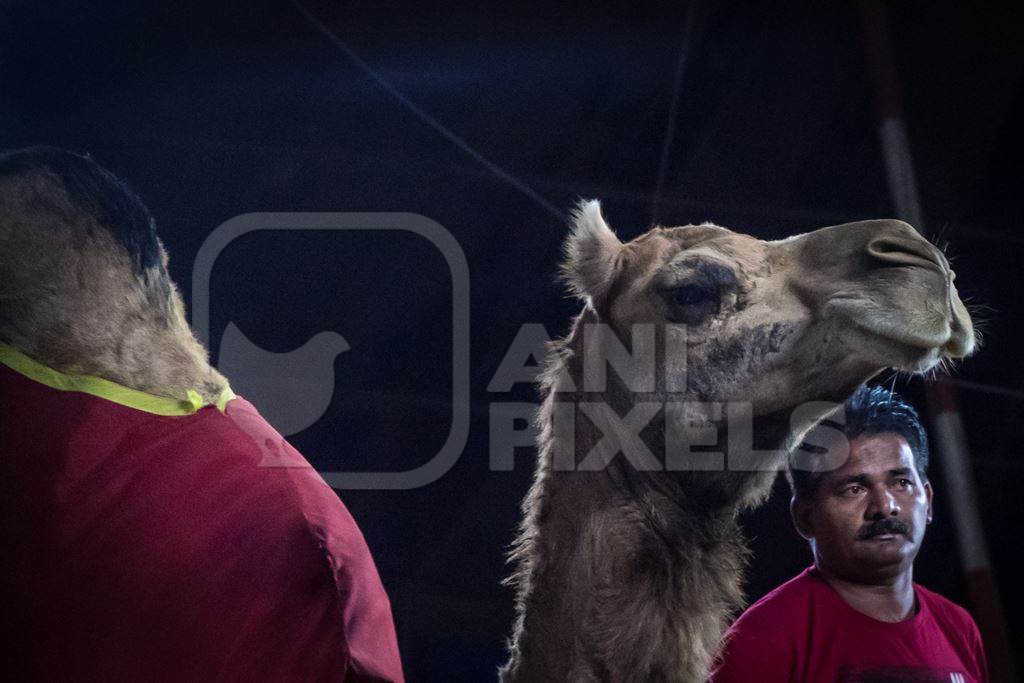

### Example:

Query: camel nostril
xmin=866 ymin=235 xmax=945 ymax=273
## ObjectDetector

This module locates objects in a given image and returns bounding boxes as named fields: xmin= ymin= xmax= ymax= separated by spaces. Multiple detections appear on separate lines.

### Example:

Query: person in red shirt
xmin=0 ymin=147 xmax=404 ymax=681
xmin=711 ymin=386 xmax=987 ymax=683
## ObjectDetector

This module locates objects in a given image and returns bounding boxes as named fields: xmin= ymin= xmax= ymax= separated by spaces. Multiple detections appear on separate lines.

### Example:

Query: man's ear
xmin=924 ymin=479 xmax=934 ymax=524
xmin=560 ymin=199 xmax=623 ymax=309
xmin=790 ymin=496 xmax=815 ymax=541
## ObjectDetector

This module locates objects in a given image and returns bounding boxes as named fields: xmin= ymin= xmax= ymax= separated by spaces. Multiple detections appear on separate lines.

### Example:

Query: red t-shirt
xmin=711 ymin=566 xmax=987 ymax=683
xmin=0 ymin=358 xmax=404 ymax=681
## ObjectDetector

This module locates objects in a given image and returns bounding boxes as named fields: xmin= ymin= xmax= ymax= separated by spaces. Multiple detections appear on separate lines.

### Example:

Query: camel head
xmin=562 ymin=200 xmax=974 ymax=464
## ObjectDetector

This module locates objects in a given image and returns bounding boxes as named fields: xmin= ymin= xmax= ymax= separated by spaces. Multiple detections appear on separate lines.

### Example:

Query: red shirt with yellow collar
xmin=0 ymin=344 xmax=403 ymax=681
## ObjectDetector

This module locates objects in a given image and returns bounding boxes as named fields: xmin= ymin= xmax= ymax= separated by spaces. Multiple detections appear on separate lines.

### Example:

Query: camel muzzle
xmin=792 ymin=218 xmax=975 ymax=363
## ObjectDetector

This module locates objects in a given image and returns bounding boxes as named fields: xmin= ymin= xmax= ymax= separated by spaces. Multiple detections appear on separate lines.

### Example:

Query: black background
xmin=3 ymin=1 xmax=1022 ymax=679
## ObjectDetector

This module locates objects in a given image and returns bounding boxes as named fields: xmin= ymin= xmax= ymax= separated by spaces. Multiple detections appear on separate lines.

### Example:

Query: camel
xmin=0 ymin=147 xmax=403 ymax=680
xmin=499 ymin=200 xmax=974 ymax=682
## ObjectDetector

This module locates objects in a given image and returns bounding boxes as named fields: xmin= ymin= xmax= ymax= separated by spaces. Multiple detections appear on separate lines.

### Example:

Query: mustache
xmin=857 ymin=517 xmax=910 ymax=540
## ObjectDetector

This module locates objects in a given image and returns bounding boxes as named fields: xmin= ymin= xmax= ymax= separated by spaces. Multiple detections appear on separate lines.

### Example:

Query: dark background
xmin=3 ymin=1 xmax=1021 ymax=679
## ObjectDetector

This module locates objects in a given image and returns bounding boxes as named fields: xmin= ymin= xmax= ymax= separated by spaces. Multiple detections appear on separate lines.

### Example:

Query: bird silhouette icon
xmin=216 ymin=322 xmax=350 ymax=436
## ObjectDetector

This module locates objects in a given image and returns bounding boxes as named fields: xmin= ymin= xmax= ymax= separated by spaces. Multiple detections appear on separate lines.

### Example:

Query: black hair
xmin=787 ymin=385 xmax=930 ymax=500
xmin=0 ymin=146 xmax=162 ymax=273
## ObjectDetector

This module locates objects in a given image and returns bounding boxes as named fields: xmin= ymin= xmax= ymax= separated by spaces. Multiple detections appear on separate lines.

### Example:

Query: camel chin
xmin=888 ymin=344 xmax=943 ymax=375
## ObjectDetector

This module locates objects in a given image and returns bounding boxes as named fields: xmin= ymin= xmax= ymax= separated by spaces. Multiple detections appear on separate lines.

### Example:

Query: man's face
xmin=792 ymin=432 xmax=934 ymax=583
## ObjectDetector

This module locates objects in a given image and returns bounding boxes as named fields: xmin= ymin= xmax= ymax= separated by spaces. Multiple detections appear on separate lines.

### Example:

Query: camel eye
xmin=657 ymin=259 xmax=737 ymax=325
xmin=663 ymin=283 xmax=720 ymax=325
xmin=671 ymin=284 xmax=712 ymax=306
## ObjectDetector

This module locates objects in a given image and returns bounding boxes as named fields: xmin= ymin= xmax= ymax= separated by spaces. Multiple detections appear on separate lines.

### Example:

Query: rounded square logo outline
xmin=191 ymin=212 xmax=470 ymax=490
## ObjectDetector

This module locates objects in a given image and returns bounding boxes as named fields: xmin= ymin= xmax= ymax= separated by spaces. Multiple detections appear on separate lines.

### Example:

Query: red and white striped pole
xmin=927 ymin=379 xmax=1015 ymax=682
xmin=855 ymin=2 xmax=1015 ymax=680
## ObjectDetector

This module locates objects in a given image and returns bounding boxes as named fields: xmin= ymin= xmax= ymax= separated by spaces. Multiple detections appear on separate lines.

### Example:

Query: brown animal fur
xmin=0 ymin=166 xmax=227 ymax=403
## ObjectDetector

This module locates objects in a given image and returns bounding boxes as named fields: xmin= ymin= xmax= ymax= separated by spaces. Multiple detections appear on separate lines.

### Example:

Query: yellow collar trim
xmin=0 ymin=342 xmax=235 ymax=416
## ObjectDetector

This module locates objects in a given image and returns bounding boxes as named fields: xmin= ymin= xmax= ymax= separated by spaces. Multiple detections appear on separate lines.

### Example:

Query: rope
xmin=289 ymin=0 xmax=565 ymax=222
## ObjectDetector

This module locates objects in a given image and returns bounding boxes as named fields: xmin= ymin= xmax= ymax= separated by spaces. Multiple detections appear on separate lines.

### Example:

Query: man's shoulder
xmin=915 ymin=583 xmax=981 ymax=636
xmin=915 ymin=583 xmax=988 ymax=680
xmin=736 ymin=566 xmax=823 ymax=626
xmin=711 ymin=568 xmax=822 ymax=682
xmin=721 ymin=567 xmax=825 ymax=647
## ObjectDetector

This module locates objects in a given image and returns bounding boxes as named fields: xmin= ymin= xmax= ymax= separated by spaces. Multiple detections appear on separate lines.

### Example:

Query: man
xmin=711 ymin=386 xmax=987 ymax=682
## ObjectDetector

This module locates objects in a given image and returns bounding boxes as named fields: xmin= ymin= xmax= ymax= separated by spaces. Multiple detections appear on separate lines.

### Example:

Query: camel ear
xmin=561 ymin=199 xmax=623 ymax=306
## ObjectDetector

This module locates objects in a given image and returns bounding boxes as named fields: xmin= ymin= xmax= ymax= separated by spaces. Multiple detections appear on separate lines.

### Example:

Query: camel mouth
xmin=844 ymin=320 xmax=948 ymax=374
xmin=851 ymin=318 xmax=952 ymax=352
xmin=826 ymin=292 xmax=972 ymax=373
xmin=893 ymin=346 xmax=943 ymax=374
xmin=825 ymin=266 xmax=975 ymax=362
xmin=818 ymin=304 xmax=947 ymax=373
